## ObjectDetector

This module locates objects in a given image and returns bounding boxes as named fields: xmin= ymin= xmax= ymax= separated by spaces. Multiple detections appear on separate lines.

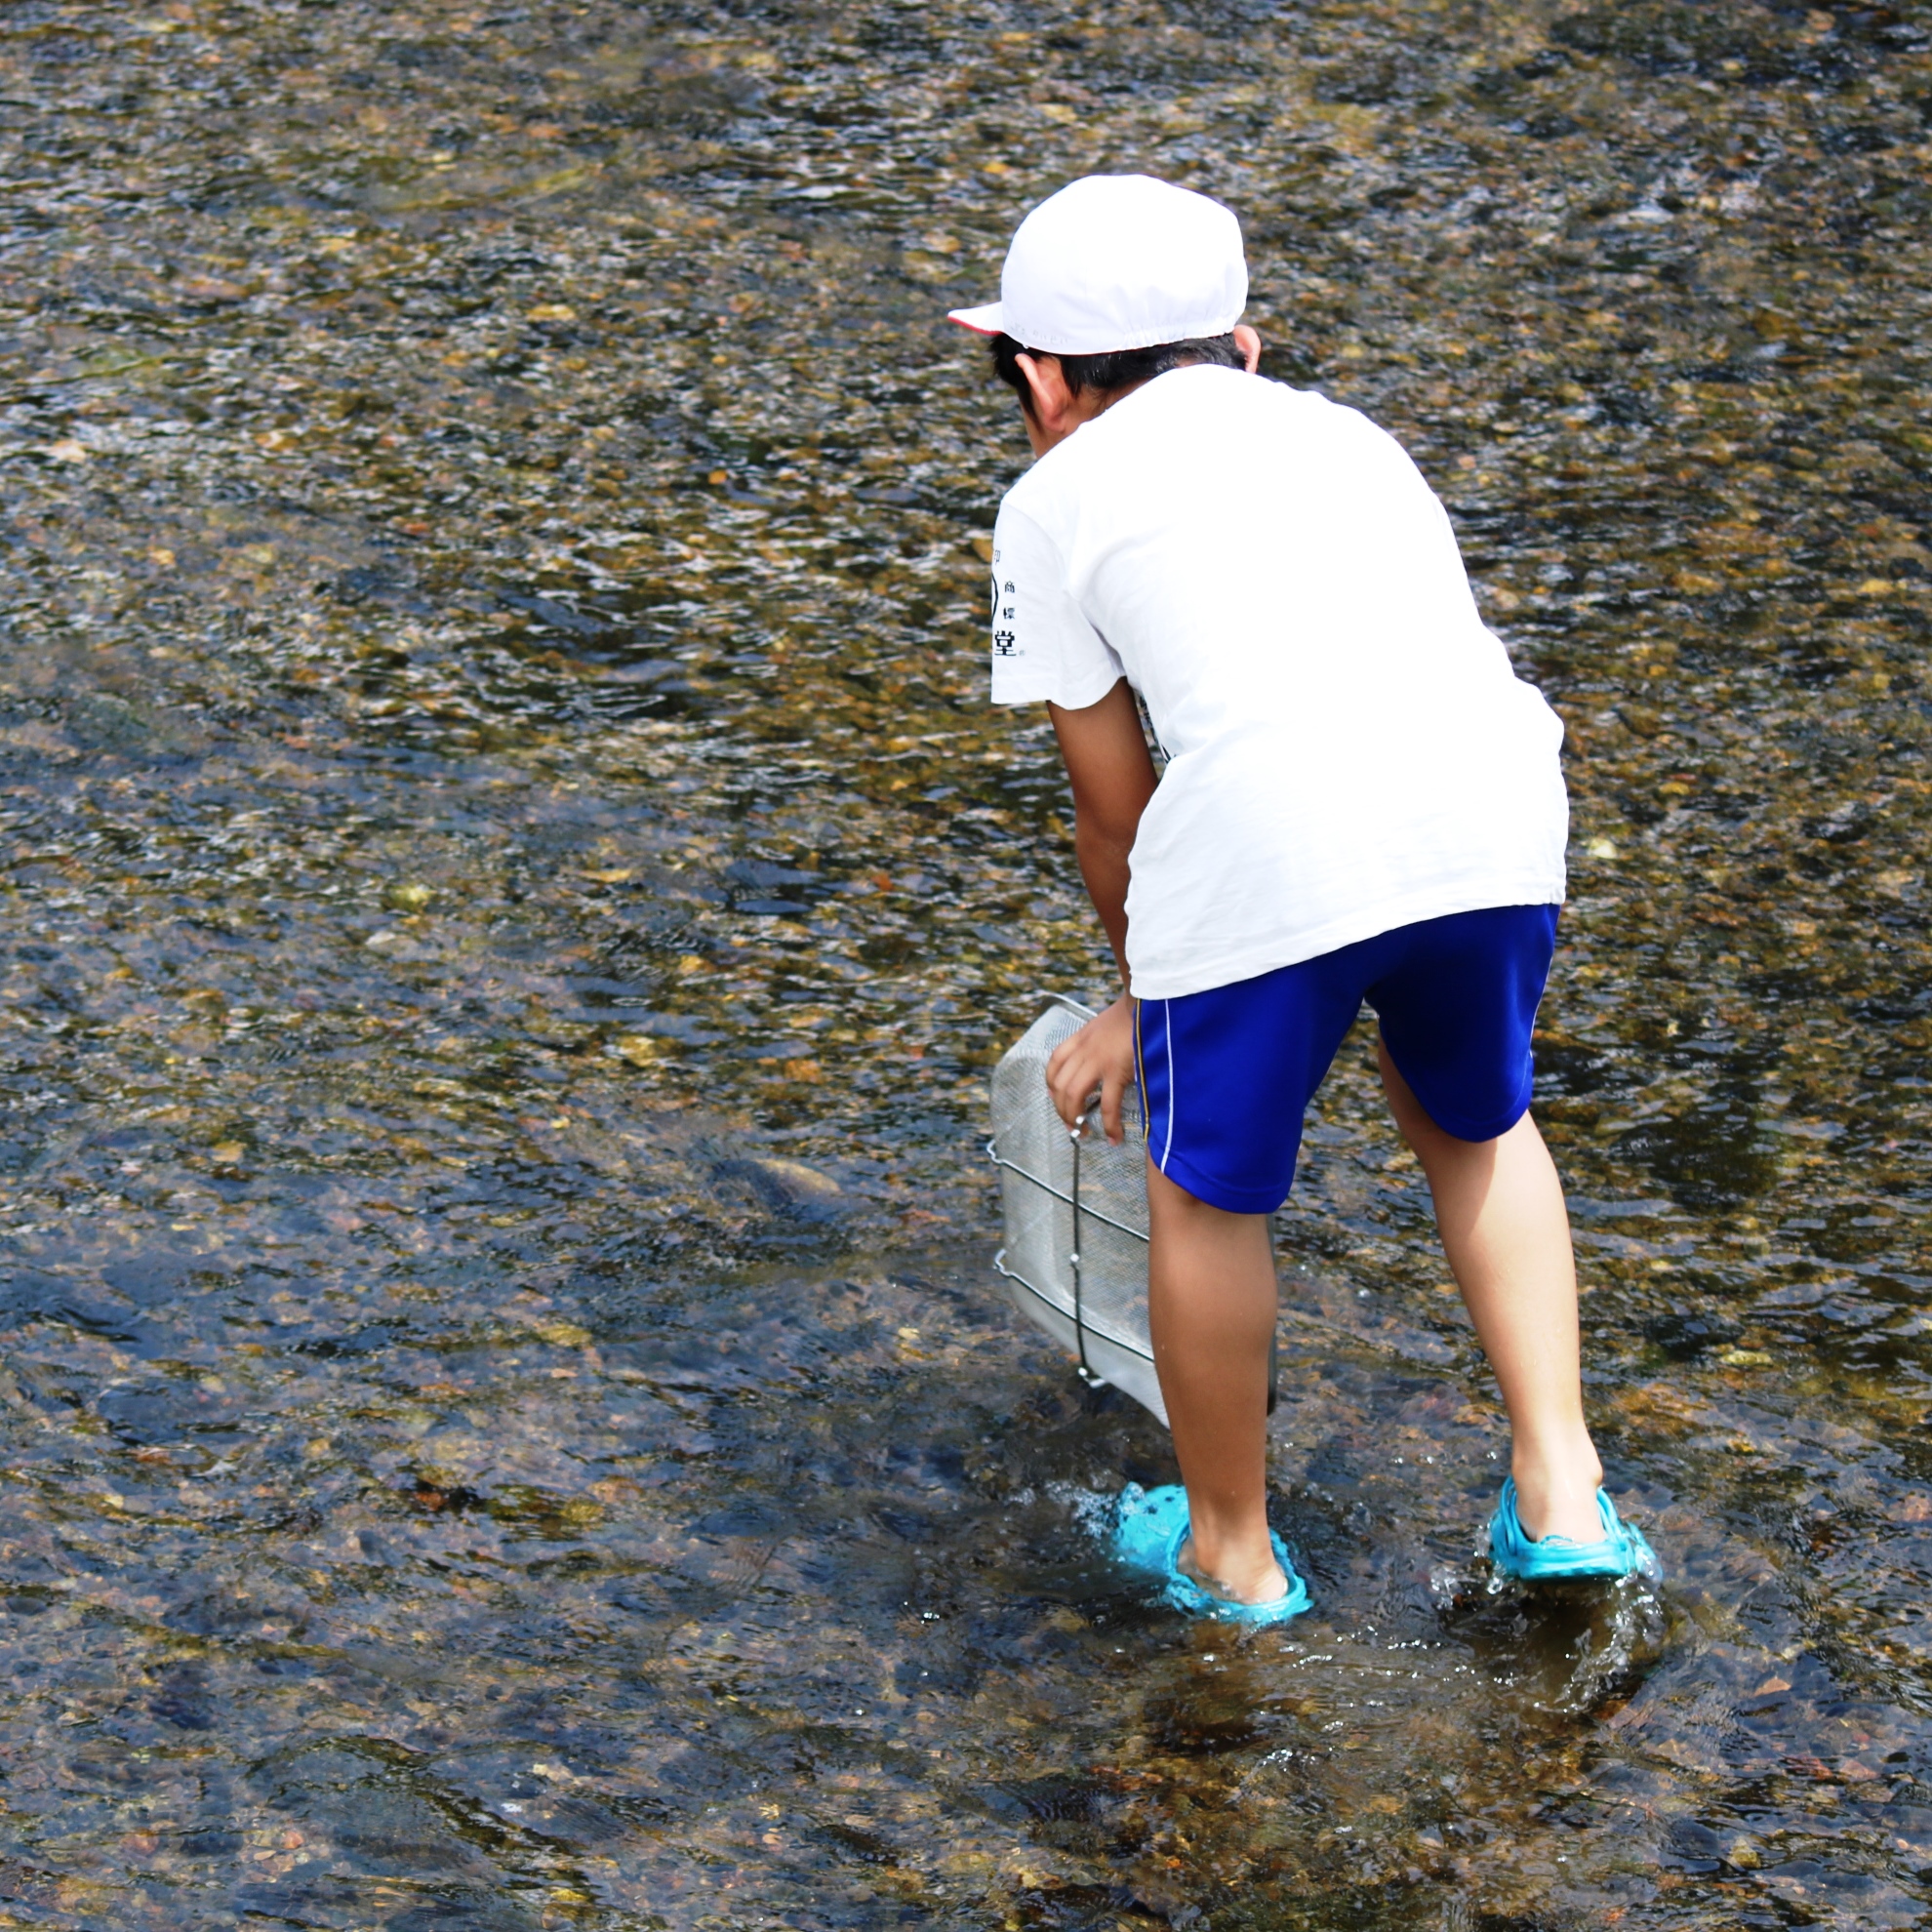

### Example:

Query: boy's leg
xmin=1147 ymin=1158 xmax=1287 ymax=1604
xmin=1377 ymin=1038 xmax=1605 ymax=1544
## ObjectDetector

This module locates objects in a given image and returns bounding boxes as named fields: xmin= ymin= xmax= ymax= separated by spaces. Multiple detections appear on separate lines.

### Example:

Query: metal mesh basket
xmin=987 ymin=997 xmax=1167 ymax=1425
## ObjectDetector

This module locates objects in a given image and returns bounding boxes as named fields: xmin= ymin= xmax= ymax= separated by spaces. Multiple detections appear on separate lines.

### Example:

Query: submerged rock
xmin=710 ymin=1153 xmax=845 ymax=1220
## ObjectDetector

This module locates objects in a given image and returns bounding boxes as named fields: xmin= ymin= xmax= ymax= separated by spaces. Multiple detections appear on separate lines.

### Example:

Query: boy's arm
xmin=1044 ymin=677 xmax=1158 ymax=1140
xmin=1049 ymin=678 xmax=1159 ymax=985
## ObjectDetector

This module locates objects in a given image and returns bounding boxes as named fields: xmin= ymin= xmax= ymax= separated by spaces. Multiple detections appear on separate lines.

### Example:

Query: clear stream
xmin=2 ymin=1 xmax=1931 ymax=1926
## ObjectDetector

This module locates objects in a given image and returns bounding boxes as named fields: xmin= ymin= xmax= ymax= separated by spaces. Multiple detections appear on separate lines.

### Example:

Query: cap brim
xmin=946 ymin=302 xmax=1004 ymax=336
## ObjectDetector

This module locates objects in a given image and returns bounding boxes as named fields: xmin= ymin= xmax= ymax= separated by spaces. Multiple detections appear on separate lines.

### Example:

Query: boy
xmin=951 ymin=175 xmax=1656 ymax=1622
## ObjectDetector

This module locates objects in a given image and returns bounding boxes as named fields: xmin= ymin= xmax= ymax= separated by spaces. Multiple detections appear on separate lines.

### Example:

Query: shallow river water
xmin=2 ymin=1 xmax=1931 ymax=1926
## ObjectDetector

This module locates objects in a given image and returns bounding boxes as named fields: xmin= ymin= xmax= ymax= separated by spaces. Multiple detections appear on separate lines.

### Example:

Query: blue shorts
xmin=1134 ymin=903 xmax=1559 ymax=1215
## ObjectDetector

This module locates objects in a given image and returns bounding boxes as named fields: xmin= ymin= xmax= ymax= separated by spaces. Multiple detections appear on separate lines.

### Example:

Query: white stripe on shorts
xmin=1160 ymin=999 xmax=1176 ymax=1173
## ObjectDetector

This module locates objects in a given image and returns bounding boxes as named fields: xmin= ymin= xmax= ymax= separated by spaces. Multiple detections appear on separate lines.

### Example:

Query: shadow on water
xmin=0 ymin=0 xmax=1930 ymax=1925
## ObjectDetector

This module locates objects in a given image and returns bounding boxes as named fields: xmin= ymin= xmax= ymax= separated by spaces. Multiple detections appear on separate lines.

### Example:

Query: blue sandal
xmin=1488 ymin=1476 xmax=1661 ymax=1581
xmin=1111 ymin=1482 xmax=1312 ymax=1624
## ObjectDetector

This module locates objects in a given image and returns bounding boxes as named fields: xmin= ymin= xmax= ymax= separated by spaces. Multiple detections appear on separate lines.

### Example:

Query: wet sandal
xmin=1111 ymin=1482 xmax=1312 ymax=1624
xmin=1487 ymin=1476 xmax=1661 ymax=1582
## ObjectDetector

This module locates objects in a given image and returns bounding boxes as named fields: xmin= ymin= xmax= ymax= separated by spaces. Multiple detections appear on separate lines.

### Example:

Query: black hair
xmin=989 ymin=329 xmax=1247 ymax=414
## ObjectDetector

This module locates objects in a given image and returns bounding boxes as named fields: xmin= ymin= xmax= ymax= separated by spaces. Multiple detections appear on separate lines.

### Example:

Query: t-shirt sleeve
xmin=986 ymin=502 xmax=1125 ymax=708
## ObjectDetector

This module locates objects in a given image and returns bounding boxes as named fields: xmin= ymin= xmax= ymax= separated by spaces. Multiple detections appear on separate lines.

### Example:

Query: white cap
xmin=948 ymin=174 xmax=1246 ymax=355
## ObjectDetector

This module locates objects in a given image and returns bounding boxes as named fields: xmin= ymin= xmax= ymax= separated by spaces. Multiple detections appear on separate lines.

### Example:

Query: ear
xmin=1233 ymin=324 xmax=1262 ymax=374
xmin=1014 ymin=350 xmax=1077 ymax=432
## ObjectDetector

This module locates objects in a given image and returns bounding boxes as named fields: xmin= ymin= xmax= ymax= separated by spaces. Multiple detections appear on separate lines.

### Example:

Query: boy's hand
xmin=1046 ymin=994 xmax=1138 ymax=1145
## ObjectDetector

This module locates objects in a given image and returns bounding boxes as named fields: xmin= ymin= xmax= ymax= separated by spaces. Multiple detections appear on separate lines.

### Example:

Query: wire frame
xmin=987 ymin=997 xmax=1167 ymax=1426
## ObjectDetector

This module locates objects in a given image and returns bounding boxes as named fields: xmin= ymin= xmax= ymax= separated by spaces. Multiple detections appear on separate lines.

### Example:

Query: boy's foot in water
xmin=1112 ymin=1483 xmax=1311 ymax=1624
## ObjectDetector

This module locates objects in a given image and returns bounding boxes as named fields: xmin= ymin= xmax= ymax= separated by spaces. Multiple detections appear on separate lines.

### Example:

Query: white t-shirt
xmin=988 ymin=364 xmax=1567 ymax=1001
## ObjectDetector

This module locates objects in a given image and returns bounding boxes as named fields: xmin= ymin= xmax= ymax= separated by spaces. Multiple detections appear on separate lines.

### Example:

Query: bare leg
xmin=1146 ymin=1159 xmax=1287 ymax=1603
xmin=1378 ymin=1038 xmax=1604 ymax=1543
